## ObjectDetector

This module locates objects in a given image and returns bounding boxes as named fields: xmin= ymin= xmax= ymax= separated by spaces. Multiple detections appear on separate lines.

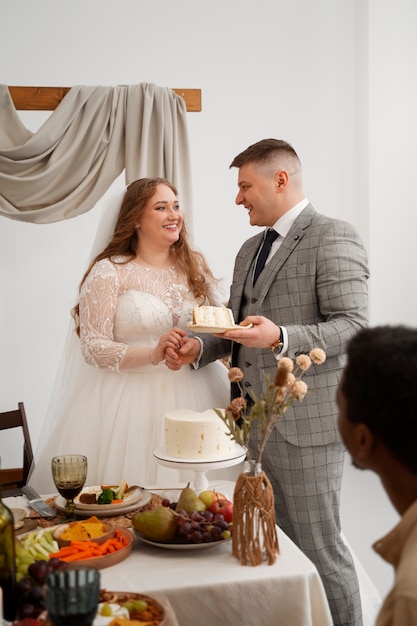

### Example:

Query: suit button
xmin=245 ymin=362 xmax=251 ymax=367
xmin=250 ymin=297 xmax=257 ymax=303
xmin=244 ymin=381 xmax=251 ymax=388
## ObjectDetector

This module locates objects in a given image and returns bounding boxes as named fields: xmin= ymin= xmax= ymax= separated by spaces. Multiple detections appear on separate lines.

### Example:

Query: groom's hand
xmin=165 ymin=337 xmax=201 ymax=370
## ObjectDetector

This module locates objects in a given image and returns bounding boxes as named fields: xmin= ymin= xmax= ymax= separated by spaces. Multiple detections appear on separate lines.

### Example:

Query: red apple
xmin=198 ymin=489 xmax=228 ymax=508
xmin=208 ymin=497 xmax=233 ymax=523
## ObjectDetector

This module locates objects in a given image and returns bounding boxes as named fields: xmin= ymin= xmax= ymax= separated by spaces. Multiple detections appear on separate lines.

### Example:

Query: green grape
xmin=123 ymin=601 xmax=134 ymax=613
xmin=100 ymin=604 xmax=113 ymax=616
xmin=17 ymin=562 xmax=30 ymax=579
xmin=133 ymin=599 xmax=148 ymax=612
xmin=222 ymin=529 xmax=232 ymax=540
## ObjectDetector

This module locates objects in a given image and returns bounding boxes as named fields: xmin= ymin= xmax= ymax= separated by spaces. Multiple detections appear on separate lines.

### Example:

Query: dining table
xmin=5 ymin=479 xmax=333 ymax=626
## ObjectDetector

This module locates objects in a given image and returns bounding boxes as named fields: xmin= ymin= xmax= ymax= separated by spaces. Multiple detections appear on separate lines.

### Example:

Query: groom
xmin=166 ymin=138 xmax=369 ymax=626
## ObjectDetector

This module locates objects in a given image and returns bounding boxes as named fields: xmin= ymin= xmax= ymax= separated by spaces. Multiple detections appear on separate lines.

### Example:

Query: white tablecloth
xmin=6 ymin=484 xmax=333 ymax=626
xmin=100 ymin=525 xmax=333 ymax=626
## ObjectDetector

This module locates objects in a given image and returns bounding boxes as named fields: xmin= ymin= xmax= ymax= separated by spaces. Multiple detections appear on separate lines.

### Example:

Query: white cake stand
xmin=153 ymin=446 xmax=247 ymax=492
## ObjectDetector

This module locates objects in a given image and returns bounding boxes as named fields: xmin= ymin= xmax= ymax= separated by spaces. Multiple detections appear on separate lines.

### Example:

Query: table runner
xmin=24 ymin=492 xmax=163 ymax=533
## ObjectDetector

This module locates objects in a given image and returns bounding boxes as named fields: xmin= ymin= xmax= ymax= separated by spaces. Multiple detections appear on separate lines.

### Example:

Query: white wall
xmin=1 ymin=0 xmax=416 ymax=603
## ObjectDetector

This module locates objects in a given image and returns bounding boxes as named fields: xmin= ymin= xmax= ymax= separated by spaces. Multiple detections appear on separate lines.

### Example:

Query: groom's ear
xmin=274 ymin=170 xmax=289 ymax=191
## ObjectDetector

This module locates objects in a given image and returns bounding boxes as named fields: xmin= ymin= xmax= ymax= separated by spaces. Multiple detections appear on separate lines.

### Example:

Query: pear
xmin=175 ymin=483 xmax=207 ymax=514
xmin=132 ymin=506 xmax=177 ymax=542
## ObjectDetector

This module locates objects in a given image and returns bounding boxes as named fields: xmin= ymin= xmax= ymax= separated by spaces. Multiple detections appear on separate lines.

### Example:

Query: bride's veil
xmin=28 ymin=184 xmax=126 ymax=478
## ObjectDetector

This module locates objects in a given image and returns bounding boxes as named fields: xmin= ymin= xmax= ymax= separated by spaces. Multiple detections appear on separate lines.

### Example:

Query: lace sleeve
xmin=207 ymin=279 xmax=227 ymax=307
xmin=78 ymin=261 xmax=128 ymax=372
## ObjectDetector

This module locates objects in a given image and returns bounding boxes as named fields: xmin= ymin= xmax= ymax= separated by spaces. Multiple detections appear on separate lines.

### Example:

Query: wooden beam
xmin=7 ymin=86 xmax=202 ymax=112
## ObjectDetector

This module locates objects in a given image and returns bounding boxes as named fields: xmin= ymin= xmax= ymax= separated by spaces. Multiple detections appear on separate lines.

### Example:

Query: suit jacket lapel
xmin=256 ymin=205 xmax=315 ymax=302
xmin=231 ymin=205 xmax=316 ymax=312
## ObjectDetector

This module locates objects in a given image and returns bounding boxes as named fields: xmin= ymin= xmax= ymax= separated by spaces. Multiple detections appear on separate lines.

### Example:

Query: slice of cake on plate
xmin=191 ymin=306 xmax=235 ymax=328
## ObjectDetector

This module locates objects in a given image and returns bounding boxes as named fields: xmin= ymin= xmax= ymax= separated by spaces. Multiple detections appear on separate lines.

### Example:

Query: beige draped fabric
xmin=0 ymin=83 xmax=192 ymax=225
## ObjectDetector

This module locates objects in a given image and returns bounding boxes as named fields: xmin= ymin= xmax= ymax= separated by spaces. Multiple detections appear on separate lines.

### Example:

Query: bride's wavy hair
xmin=72 ymin=177 xmax=218 ymax=335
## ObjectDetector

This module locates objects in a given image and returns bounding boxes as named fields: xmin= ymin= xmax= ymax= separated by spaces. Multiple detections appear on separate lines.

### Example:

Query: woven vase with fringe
xmin=232 ymin=460 xmax=279 ymax=566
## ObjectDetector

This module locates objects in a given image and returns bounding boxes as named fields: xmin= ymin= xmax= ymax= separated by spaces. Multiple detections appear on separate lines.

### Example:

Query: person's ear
xmin=274 ymin=170 xmax=289 ymax=190
xmin=353 ymin=423 xmax=375 ymax=462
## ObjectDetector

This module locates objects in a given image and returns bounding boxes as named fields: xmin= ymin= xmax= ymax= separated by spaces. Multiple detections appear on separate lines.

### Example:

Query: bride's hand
xmin=151 ymin=327 xmax=187 ymax=365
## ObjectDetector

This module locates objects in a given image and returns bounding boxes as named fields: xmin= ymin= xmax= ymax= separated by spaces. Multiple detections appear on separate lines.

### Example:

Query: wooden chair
xmin=0 ymin=402 xmax=34 ymax=496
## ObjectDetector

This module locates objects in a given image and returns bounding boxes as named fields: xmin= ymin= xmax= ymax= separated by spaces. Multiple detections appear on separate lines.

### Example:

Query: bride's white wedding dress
xmin=29 ymin=258 xmax=232 ymax=493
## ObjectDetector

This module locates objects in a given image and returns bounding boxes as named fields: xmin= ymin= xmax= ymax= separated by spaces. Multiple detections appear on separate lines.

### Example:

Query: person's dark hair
xmin=229 ymin=138 xmax=300 ymax=169
xmin=72 ymin=177 xmax=218 ymax=334
xmin=341 ymin=325 xmax=417 ymax=473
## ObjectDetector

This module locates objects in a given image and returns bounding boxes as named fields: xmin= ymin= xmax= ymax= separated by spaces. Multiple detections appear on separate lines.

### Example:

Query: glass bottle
xmin=0 ymin=464 xmax=17 ymax=621
xmin=243 ymin=459 xmax=262 ymax=476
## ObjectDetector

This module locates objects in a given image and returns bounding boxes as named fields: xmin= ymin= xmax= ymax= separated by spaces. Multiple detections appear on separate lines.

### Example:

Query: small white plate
xmin=187 ymin=323 xmax=253 ymax=334
xmin=135 ymin=531 xmax=231 ymax=551
xmin=11 ymin=507 xmax=26 ymax=530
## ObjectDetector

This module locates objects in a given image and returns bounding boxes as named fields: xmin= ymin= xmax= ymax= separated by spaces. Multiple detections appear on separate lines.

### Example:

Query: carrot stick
xmin=48 ymin=533 xmax=128 ymax=562
xmin=62 ymin=552 xmax=94 ymax=562
xmin=48 ymin=546 xmax=78 ymax=558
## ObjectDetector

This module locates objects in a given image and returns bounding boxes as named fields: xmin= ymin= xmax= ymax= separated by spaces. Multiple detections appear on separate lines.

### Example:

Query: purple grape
xmin=176 ymin=509 xmax=187 ymax=517
xmin=28 ymin=560 xmax=49 ymax=583
xmin=210 ymin=526 xmax=222 ymax=539
xmin=15 ymin=577 xmax=34 ymax=596
xmin=214 ymin=518 xmax=229 ymax=531
xmin=26 ymin=585 xmax=44 ymax=604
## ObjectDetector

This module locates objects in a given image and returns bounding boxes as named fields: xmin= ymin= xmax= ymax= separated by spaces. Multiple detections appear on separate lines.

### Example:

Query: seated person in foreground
xmin=337 ymin=325 xmax=417 ymax=626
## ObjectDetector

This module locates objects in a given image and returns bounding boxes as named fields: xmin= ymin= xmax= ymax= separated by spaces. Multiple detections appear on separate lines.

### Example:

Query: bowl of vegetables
xmin=53 ymin=516 xmax=115 ymax=548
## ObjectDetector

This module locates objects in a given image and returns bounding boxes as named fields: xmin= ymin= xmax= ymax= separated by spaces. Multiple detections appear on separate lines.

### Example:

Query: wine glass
xmin=51 ymin=455 xmax=87 ymax=520
xmin=45 ymin=566 xmax=100 ymax=626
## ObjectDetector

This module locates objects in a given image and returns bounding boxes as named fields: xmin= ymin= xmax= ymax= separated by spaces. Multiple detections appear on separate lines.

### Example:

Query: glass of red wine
xmin=44 ymin=566 xmax=100 ymax=626
xmin=51 ymin=455 xmax=87 ymax=521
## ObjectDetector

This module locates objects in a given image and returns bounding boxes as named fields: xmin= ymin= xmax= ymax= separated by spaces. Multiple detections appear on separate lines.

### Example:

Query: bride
xmin=29 ymin=177 xmax=233 ymax=493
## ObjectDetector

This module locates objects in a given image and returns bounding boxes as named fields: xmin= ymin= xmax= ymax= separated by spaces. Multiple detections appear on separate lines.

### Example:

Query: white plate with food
xmin=187 ymin=322 xmax=253 ymax=334
xmin=54 ymin=488 xmax=151 ymax=517
xmin=135 ymin=531 xmax=232 ymax=551
xmin=73 ymin=485 xmax=143 ymax=511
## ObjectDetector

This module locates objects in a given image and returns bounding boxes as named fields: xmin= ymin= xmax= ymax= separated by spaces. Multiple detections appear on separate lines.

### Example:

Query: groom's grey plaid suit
xmin=200 ymin=204 xmax=369 ymax=626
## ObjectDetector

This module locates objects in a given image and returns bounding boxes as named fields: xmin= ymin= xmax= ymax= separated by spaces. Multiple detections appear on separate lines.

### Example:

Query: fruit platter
xmin=11 ymin=589 xmax=166 ymax=626
xmin=94 ymin=590 xmax=166 ymax=625
xmin=132 ymin=484 xmax=233 ymax=549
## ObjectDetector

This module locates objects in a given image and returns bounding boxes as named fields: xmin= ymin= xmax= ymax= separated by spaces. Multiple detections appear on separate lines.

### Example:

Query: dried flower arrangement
xmin=215 ymin=348 xmax=327 ymax=465
xmin=215 ymin=348 xmax=326 ymax=566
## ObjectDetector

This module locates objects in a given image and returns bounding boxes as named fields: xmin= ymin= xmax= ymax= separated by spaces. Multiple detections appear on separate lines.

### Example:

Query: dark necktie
xmin=253 ymin=228 xmax=278 ymax=285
